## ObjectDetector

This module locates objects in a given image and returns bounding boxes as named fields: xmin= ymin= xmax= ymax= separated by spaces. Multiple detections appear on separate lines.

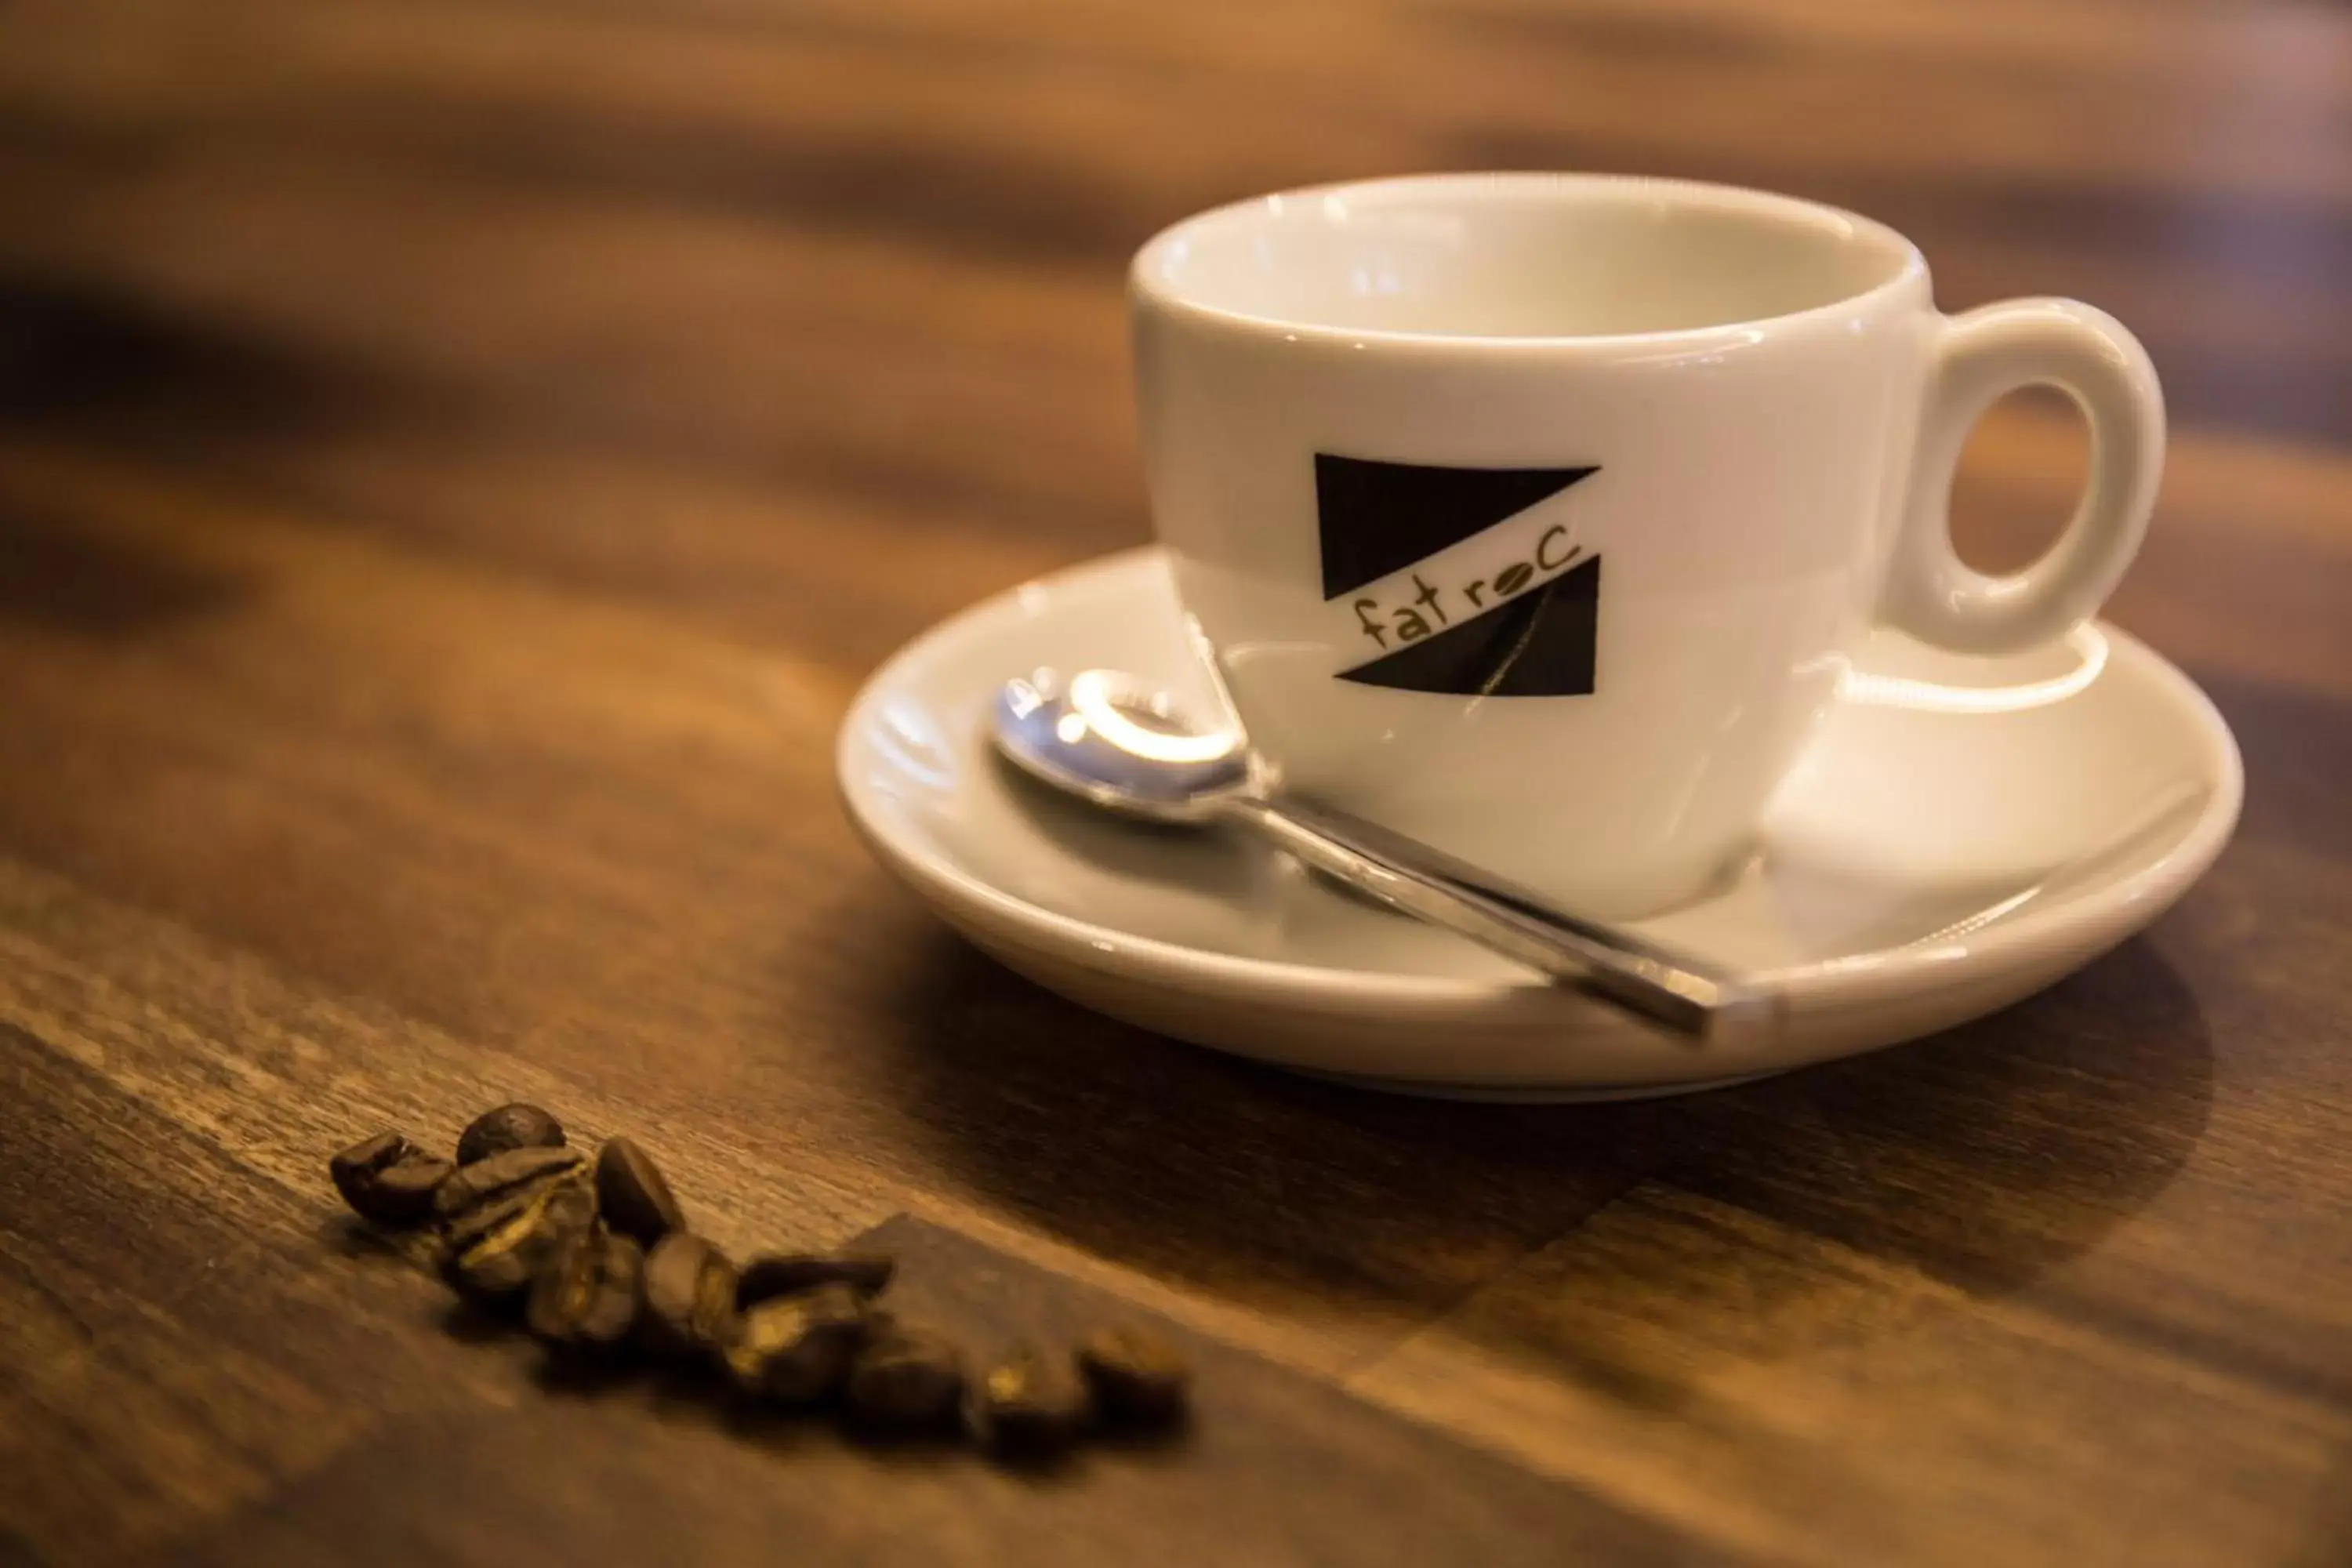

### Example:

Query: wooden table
xmin=2 ymin=2 xmax=2347 ymax=1563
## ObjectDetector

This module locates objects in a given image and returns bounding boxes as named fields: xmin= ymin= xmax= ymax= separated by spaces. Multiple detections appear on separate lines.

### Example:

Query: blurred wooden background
xmin=0 ymin=2 xmax=2347 ymax=1565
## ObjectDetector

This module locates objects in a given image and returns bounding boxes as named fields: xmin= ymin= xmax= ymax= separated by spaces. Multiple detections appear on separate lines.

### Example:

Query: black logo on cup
xmin=1316 ymin=454 xmax=1601 ymax=696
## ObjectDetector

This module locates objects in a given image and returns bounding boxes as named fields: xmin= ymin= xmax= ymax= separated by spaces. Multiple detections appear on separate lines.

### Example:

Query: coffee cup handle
xmin=1880 ymin=298 xmax=2164 ymax=655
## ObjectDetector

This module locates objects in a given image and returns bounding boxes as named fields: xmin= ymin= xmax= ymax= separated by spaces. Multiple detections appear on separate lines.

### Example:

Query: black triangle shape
xmin=1338 ymin=555 xmax=1600 ymax=696
xmin=1316 ymin=455 xmax=1599 ymax=600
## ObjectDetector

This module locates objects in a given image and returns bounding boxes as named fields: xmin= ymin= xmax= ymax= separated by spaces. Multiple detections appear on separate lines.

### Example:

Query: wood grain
xmin=153 ymin=1218 xmax=1715 ymax=1568
xmin=0 ymin=0 xmax=2347 ymax=1563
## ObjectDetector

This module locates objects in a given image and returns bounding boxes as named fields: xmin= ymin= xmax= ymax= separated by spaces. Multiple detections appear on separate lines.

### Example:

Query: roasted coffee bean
xmin=971 ymin=1345 xmax=1094 ymax=1454
xmin=593 ymin=1138 xmax=683 ymax=1247
xmin=640 ymin=1233 xmax=740 ymax=1359
xmin=366 ymin=1155 xmax=456 ymax=1225
xmin=329 ymin=1131 xmax=452 ymax=1227
xmin=443 ymin=1183 xmax=552 ymax=1254
xmin=844 ymin=1325 xmax=966 ymax=1432
xmin=330 ymin=1131 xmax=408 ymax=1199
xmin=1075 ymin=1324 xmax=1191 ymax=1425
xmin=432 ymin=1145 xmax=584 ymax=1221
xmin=723 ymin=1283 xmax=866 ymax=1403
xmin=435 ymin=1152 xmax=585 ymax=1270
xmin=735 ymin=1251 xmax=895 ymax=1308
xmin=456 ymin=1102 xmax=566 ymax=1167
xmin=527 ymin=1224 xmax=644 ymax=1352
xmin=446 ymin=1181 xmax=596 ymax=1300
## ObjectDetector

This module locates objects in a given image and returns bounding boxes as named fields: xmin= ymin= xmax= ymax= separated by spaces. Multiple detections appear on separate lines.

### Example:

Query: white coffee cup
xmin=1130 ymin=172 xmax=2162 ymax=916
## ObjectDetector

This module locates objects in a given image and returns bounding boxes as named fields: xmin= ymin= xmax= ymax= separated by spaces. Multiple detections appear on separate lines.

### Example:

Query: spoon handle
xmin=1219 ymin=795 xmax=1776 ymax=1044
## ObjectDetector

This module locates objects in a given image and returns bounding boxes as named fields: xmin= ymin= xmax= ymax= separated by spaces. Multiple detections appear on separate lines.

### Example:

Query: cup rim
xmin=1129 ymin=172 xmax=1930 ymax=352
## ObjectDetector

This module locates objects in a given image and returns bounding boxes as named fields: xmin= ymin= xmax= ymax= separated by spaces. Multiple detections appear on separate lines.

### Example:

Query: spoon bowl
xmin=993 ymin=669 xmax=1251 ymax=825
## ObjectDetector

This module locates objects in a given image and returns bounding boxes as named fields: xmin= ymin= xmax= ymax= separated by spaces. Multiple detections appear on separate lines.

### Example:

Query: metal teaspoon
xmin=990 ymin=667 xmax=1775 ymax=1044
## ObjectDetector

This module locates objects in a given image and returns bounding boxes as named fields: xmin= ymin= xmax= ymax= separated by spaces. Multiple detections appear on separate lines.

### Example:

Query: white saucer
xmin=837 ymin=548 xmax=2241 ymax=1100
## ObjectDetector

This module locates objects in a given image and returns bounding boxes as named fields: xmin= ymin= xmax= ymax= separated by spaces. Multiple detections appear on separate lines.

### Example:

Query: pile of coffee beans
xmin=331 ymin=1102 xmax=1190 ymax=1461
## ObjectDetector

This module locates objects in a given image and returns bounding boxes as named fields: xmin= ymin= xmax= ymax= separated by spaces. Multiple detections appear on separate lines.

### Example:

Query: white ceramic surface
xmin=837 ymin=548 xmax=2241 ymax=1100
xmin=1132 ymin=173 xmax=2165 ymax=913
